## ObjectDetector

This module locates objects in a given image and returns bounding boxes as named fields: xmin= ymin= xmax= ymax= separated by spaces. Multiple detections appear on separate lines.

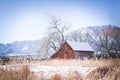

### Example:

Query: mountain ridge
xmin=0 ymin=25 xmax=120 ymax=58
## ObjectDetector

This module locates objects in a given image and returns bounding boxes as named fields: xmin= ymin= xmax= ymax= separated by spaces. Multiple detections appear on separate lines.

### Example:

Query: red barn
xmin=51 ymin=41 xmax=94 ymax=59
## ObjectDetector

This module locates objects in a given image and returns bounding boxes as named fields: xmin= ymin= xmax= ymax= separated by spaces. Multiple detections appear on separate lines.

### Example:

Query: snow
xmin=21 ymin=46 xmax=28 ymax=51
xmin=30 ymin=64 xmax=95 ymax=78
xmin=0 ymin=64 xmax=95 ymax=79
xmin=67 ymin=41 xmax=93 ymax=51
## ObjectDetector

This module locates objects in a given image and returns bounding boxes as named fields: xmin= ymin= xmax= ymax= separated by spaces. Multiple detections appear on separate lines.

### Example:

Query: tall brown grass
xmin=51 ymin=73 xmax=62 ymax=80
xmin=87 ymin=59 xmax=120 ymax=80
xmin=48 ymin=71 xmax=83 ymax=80
xmin=66 ymin=71 xmax=83 ymax=80
xmin=0 ymin=65 xmax=36 ymax=80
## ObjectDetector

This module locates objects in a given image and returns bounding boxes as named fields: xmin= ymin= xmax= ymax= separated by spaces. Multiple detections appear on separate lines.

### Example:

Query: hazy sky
xmin=0 ymin=0 xmax=120 ymax=43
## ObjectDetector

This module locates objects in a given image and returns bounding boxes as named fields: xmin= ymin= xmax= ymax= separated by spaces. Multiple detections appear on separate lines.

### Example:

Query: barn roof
xmin=66 ymin=41 xmax=93 ymax=51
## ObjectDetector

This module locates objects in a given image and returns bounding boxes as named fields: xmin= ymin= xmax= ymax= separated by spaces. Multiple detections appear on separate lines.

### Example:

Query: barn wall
xmin=74 ymin=51 xmax=93 ymax=59
xmin=51 ymin=42 xmax=74 ymax=59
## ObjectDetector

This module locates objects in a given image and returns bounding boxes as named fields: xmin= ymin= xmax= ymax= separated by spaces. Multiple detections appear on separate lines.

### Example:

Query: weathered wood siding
xmin=51 ymin=41 xmax=74 ymax=59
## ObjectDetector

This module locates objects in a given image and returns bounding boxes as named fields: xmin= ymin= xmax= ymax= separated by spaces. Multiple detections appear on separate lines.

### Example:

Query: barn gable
xmin=51 ymin=41 xmax=74 ymax=59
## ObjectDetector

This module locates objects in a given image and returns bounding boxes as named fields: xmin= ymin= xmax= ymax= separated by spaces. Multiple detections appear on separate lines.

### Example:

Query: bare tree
xmin=109 ymin=27 xmax=120 ymax=57
xmin=47 ymin=17 xmax=70 ymax=52
xmin=94 ymin=26 xmax=120 ymax=58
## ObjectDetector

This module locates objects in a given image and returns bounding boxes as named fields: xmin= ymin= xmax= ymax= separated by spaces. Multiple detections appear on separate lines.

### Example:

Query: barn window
xmin=74 ymin=52 xmax=80 ymax=59
xmin=74 ymin=52 xmax=91 ymax=59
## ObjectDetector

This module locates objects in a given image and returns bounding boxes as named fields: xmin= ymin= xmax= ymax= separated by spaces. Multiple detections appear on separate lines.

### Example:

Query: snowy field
xmin=0 ymin=63 xmax=95 ymax=79
xmin=30 ymin=64 xmax=95 ymax=79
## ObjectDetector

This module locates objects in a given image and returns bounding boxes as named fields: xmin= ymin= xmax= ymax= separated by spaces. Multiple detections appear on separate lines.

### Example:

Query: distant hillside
xmin=0 ymin=40 xmax=44 ymax=57
xmin=0 ymin=25 xmax=120 ymax=58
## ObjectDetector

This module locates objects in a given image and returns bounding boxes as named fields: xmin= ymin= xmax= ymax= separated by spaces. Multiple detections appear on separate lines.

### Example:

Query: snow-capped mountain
xmin=0 ymin=25 xmax=120 ymax=58
xmin=0 ymin=40 xmax=42 ymax=57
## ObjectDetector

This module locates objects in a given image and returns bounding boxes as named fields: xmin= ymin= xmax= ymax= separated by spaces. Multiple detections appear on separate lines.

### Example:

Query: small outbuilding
xmin=51 ymin=41 xmax=94 ymax=59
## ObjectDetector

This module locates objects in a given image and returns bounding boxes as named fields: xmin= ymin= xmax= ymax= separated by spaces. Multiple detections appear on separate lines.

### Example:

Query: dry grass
xmin=34 ymin=58 xmax=120 ymax=67
xmin=0 ymin=65 xmax=36 ymax=80
xmin=2 ymin=58 xmax=120 ymax=67
xmin=51 ymin=73 xmax=62 ymax=80
xmin=66 ymin=71 xmax=83 ymax=80
xmin=0 ymin=58 xmax=120 ymax=80
xmin=45 ymin=71 xmax=83 ymax=80
xmin=87 ymin=60 xmax=120 ymax=80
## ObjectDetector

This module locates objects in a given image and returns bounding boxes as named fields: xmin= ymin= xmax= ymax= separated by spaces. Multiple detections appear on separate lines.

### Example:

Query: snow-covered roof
xmin=67 ymin=41 xmax=93 ymax=51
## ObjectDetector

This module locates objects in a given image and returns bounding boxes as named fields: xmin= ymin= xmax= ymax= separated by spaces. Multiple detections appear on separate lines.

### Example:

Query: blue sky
xmin=0 ymin=0 xmax=120 ymax=43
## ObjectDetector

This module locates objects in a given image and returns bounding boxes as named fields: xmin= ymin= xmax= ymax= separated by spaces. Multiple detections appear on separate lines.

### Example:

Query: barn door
xmin=64 ymin=52 xmax=68 ymax=59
